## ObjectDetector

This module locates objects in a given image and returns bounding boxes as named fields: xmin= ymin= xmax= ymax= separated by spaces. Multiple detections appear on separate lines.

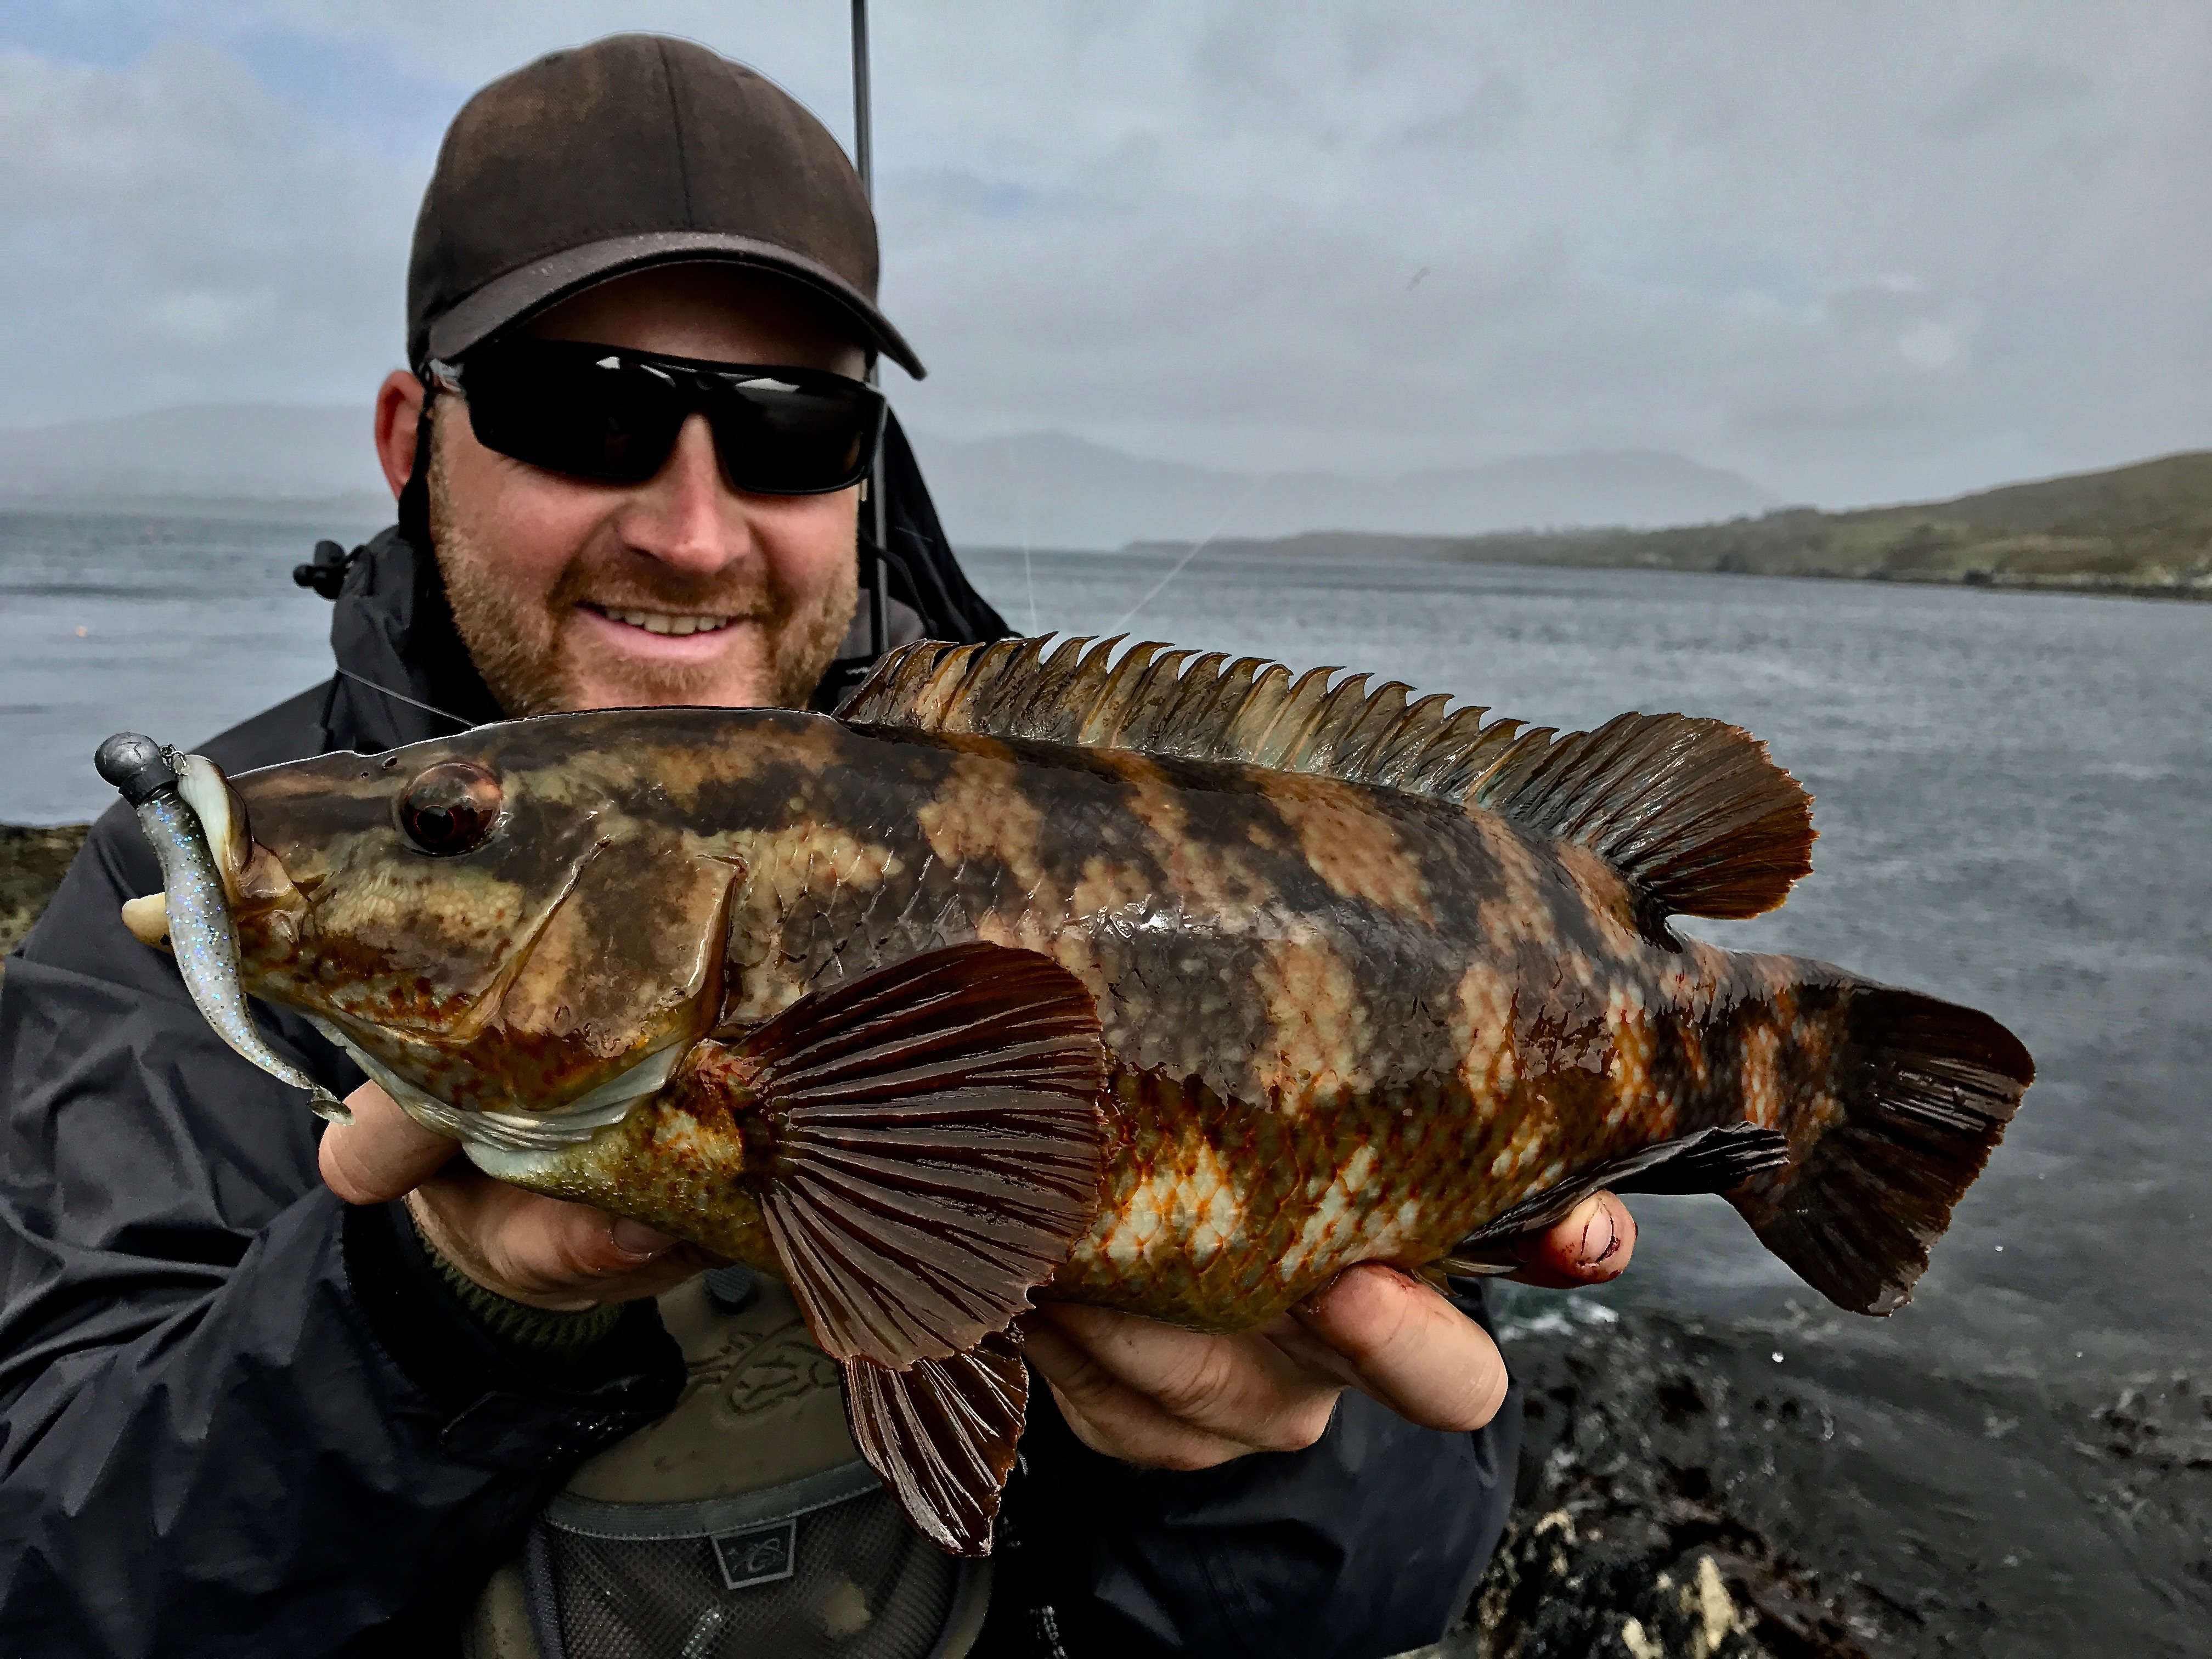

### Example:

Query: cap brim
xmin=423 ymin=230 xmax=926 ymax=379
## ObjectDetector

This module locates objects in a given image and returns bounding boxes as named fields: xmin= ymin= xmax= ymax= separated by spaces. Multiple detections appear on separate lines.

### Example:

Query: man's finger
xmin=1285 ymin=1262 xmax=1510 ymax=1433
xmin=318 ymin=1080 xmax=458 ymax=1204
xmin=1505 ymin=1190 xmax=1637 ymax=1289
xmin=1022 ymin=1304 xmax=1339 ymax=1454
xmin=408 ymin=1175 xmax=709 ymax=1311
xmin=1022 ymin=1314 xmax=1262 ymax=1469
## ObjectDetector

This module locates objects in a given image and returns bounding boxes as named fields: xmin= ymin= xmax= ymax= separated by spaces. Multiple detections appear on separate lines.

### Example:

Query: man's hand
xmin=320 ymin=1080 xmax=712 ymax=1311
xmin=1021 ymin=1192 xmax=1634 ymax=1469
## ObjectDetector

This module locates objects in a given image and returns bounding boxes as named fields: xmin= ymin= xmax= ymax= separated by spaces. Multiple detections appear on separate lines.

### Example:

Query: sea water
xmin=3 ymin=508 xmax=2208 ymax=1653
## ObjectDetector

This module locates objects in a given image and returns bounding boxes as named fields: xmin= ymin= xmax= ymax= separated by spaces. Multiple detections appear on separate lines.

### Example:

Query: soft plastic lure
xmin=94 ymin=732 xmax=349 ymax=1124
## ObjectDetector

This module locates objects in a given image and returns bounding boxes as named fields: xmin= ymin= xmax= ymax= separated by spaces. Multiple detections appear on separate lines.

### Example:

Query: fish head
xmin=206 ymin=712 xmax=760 ymax=1128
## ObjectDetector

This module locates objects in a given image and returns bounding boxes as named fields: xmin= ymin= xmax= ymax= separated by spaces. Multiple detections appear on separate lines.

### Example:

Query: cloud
xmin=0 ymin=40 xmax=418 ymax=416
xmin=2 ymin=2 xmax=2208 ymax=508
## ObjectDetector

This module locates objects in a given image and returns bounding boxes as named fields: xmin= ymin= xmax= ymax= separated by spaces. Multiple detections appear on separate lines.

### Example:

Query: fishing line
xmin=1020 ymin=495 xmax=1040 ymax=635
xmin=1109 ymin=473 xmax=1266 ymax=630
xmin=334 ymin=668 xmax=479 ymax=730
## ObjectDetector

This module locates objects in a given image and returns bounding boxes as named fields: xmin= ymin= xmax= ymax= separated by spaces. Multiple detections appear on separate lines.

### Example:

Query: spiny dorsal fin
xmin=838 ymin=636 xmax=1814 ymax=919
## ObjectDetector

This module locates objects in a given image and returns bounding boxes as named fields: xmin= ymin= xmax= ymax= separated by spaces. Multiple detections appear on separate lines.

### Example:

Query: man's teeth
xmin=596 ymin=607 xmax=735 ymax=637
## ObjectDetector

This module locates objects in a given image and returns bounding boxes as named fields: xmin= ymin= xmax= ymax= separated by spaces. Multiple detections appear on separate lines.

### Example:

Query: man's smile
xmin=578 ymin=602 xmax=744 ymax=641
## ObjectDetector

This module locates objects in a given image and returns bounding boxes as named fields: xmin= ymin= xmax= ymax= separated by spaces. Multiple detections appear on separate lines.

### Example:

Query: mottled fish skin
xmin=216 ymin=708 xmax=1859 ymax=1328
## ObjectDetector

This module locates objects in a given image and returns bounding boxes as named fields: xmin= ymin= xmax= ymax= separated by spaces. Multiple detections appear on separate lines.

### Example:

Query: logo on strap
xmin=711 ymin=1520 xmax=798 ymax=1590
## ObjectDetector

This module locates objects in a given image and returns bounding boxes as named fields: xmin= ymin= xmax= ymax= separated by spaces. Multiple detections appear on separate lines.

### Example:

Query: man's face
xmin=430 ymin=266 xmax=867 ymax=715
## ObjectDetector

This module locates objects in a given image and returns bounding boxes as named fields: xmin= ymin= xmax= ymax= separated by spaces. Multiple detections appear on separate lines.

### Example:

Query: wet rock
xmin=1412 ymin=1308 xmax=1899 ymax=1659
xmin=0 ymin=823 xmax=88 ymax=968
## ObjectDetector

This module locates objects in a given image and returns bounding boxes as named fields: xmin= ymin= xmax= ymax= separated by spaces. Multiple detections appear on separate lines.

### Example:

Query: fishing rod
xmin=842 ymin=2 xmax=1233 ymax=644
xmin=853 ymin=0 xmax=890 ymax=657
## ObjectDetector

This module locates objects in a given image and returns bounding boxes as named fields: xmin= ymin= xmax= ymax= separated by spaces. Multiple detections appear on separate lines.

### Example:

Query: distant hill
xmin=0 ymin=404 xmax=386 ymax=504
xmin=908 ymin=429 xmax=1777 ymax=548
xmin=8 ymin=403 xmax=2194 ymax=591
xmin=0 ymin=404 xmax=1776 ymax=547
xmin=1134 ymin=450 xmax=2212 ymax=595
xmin=0 ymin=407 xmax=1760 ymax=546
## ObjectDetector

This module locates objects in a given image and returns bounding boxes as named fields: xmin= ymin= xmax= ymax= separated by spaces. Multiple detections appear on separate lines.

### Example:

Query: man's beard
xmin=430 ymin=438 xmax=857 ymax=716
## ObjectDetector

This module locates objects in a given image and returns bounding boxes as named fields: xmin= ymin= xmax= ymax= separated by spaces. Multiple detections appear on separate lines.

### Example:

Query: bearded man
xmin=0 ymin=36 xmax=1634 ymax=1659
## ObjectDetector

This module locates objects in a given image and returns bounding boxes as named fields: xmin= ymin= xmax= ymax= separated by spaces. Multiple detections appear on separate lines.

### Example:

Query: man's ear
xmin=374 ymin=371 xmax=426 ymax=500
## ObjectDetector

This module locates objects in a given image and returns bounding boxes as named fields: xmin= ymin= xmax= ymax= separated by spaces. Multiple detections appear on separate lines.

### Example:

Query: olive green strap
xmin=414 ymin=1220 xmax=624 ymax=1361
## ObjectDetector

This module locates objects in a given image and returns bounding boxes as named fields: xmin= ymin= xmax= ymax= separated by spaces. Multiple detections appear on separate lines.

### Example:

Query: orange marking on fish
xmin=1254 ymin=931 xmax=1372 ymax=1112
xmin=918 ymin=753 xmax=1052 ymax=898
xmin=1451 ymin=958 xmax=1520 ymax=1101
xmin=1264 ymin=777 xmax=1436 ymax=924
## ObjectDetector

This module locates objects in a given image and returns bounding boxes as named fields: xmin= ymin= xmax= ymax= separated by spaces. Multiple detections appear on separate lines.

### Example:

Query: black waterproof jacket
xmin=0 ymin=420 xmax=1519 ymax=1657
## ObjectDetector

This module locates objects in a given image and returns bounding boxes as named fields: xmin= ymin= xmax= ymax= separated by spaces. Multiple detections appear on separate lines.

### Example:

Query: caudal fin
xmin=1735 ymin=987 xmax=2033 ymax=1315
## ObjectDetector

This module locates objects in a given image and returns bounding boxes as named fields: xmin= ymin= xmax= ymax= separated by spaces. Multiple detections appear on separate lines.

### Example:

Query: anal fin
xmin=1436 ymin=1122 xmax=1790 ymax=1275
xmin=842 ymin=1328 xmax=1028 ymax=1556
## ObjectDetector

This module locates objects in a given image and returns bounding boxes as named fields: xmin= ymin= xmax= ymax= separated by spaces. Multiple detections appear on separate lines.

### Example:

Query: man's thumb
xmin=319 ymin=1080 xmax=458 ymax=1203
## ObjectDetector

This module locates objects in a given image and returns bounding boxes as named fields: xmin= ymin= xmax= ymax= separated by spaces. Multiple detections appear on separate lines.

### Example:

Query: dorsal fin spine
xmin=836 ymin=636 xmax=1815 ymax=921
xmin=1080 ymin=641 xmax=1162 ymax=745
xmin=1153 ymin=652 xmax=1232 ymax=754
xmin=1047 ymin=635 xmax=1120 ymax=743
xmin=1222 ymin=662 xmax=1294 ymax=759
xmin=1289 ymin=674 xmax=1362 ymax=774
xmin=1335 ymin=681 xmax=1414 ymax=776
xmin=1362 ymin=689 xmax=1449 ymax=787
xmin=1252 ymin=664 xmax=1338 ymax=769
xmin=1122 ymin=650 xmax=1200 ymax=751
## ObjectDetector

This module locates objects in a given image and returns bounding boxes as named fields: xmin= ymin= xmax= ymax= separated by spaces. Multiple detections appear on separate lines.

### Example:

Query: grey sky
xmin=2 ymin=2 xmax=2206 ymax=507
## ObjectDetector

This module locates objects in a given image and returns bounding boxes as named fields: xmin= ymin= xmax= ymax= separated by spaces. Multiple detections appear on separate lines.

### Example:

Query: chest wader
xmin=464 ymin=1267 xmax=990 ymax=1659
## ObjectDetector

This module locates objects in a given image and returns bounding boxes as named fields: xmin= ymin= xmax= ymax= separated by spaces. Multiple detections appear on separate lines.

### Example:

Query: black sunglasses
xmin=427 ymin=340 xmax=886 ymax=495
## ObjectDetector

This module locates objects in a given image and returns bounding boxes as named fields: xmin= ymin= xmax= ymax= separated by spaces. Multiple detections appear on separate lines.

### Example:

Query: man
xmin=0 ymin=36 xmax=1634 ymax=1659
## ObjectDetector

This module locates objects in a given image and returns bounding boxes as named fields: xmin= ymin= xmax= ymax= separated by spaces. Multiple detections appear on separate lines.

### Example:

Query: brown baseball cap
xmin=407 ymin=33 xmax=923 ymax=377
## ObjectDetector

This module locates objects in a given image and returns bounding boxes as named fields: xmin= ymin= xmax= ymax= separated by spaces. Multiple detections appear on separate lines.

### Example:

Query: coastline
xmin=1092 ymin=538 xmax=2212 ymax=602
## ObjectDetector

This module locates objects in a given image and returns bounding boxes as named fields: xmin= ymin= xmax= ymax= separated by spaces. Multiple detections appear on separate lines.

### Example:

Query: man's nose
xmin=617 ymin=413 xmax=748 ymax=577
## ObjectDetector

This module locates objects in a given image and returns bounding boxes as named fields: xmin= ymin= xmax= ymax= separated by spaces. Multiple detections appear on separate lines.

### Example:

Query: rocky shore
xmin=0 ymin=823 xmax=88 ymax=969
xmin=1441 ymin=1308 xmax=1891 ymax=1659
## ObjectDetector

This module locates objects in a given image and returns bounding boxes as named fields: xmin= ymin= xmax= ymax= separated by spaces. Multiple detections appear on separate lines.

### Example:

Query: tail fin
xmin=1736 ymin=987 xmax=2033 ymax=1315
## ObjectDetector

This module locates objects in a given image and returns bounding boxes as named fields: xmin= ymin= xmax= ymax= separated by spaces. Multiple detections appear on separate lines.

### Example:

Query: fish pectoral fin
xmin=1439 ymin=1123 xmax=1792 ymax=1271
xmin=733 ymin=941 xmax=1109 ymax=1373
xmin=839 ymin=1328 xmax=1028 ymax=1556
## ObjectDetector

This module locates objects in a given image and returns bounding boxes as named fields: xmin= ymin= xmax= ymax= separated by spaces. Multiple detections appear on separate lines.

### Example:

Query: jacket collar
xmin=318 ymin=526 xmax=502 ymax=754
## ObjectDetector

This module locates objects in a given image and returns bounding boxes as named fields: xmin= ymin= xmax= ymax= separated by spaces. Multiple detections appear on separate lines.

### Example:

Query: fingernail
xmin=1582 ymin=1198 xmax=1620 ymax=1266
xmin=611 ymin=1218 xmax=676 ymax=1259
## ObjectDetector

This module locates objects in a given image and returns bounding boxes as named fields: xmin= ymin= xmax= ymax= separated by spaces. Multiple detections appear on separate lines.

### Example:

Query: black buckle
xmin=292 ymin=539 xmax=358 ymax=600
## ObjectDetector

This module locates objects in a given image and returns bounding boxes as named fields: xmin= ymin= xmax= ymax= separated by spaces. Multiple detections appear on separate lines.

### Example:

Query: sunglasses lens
xmin=460 ymin=349 xmax=683 ymax=484
xmin=707 ymin=375 xmax=882 ymax=495
xmin=453 ymin=346 xmax=882 ymax=494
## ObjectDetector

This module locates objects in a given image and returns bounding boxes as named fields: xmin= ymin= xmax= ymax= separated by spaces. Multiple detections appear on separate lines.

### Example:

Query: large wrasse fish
xmin=103 ymin=635 xmax=2032 ymax=1553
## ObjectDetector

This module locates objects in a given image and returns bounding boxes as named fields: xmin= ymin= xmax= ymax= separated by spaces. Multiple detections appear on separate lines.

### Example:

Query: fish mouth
xmin=307 ymin=1011 xmax=691 ymax=1152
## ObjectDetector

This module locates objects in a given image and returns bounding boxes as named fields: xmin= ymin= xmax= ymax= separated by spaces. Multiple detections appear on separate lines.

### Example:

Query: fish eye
xmin=397 ymin=760 xmax=503 ymax=857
